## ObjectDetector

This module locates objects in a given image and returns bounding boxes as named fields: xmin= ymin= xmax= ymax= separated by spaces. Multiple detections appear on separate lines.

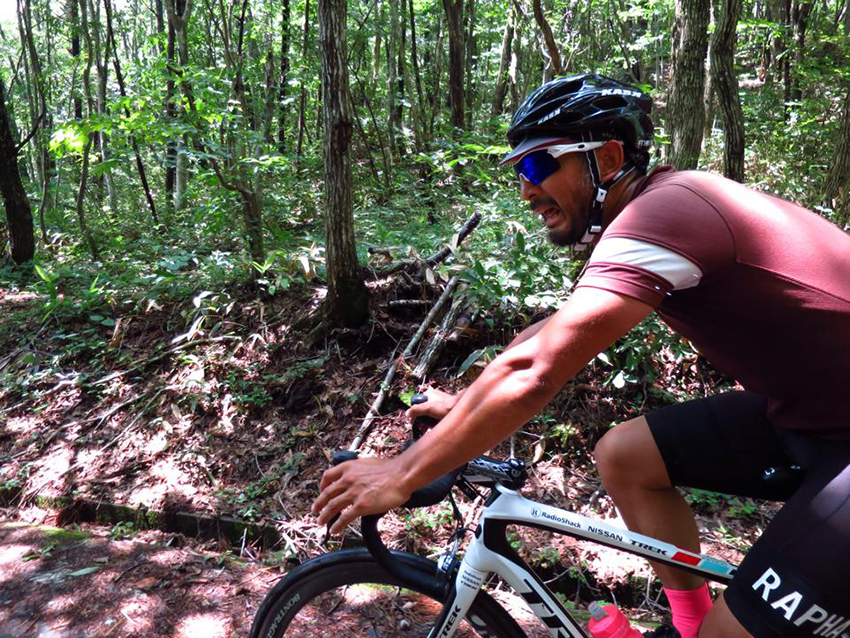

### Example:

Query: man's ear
xmin=596 ymin=141 xmax=625 ymax=181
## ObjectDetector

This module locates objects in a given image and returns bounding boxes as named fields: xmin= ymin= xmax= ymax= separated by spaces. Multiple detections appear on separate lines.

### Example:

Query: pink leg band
xmin=664 ymin=583 xmax=713 ymax=638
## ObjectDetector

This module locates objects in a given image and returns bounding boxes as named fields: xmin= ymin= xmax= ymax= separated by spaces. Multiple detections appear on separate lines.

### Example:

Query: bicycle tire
xmin=250 ymin=548 xmax=527 ymax=638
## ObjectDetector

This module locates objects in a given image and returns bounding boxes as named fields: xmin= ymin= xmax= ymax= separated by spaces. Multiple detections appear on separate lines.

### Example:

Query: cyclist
xmin=313 ymin=74 xmax=850 ymax=638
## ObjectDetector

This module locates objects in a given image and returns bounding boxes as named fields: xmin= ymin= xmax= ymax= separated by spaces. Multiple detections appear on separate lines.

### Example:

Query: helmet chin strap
xmin=573 ymin=147 xmax=634 ymax=250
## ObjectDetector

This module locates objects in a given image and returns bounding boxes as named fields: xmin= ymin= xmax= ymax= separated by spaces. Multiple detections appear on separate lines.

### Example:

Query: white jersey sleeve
xmin=588 ymin=237 xmax=703 ymax=291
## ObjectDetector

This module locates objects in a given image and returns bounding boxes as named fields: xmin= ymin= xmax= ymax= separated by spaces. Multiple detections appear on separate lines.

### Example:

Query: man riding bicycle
xmin=313 ymin=74 xmax=850 ymax=638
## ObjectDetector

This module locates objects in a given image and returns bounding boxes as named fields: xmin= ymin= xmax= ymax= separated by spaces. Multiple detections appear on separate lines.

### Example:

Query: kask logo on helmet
xmin=599 ymin=88 xmax=644 ymax=98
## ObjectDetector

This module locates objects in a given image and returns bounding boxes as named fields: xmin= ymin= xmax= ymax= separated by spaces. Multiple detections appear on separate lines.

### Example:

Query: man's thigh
xmin=645 ymin=391 xmax=798 ymax=501
xmin=645 ymin=392 xmax=850 ymax=636
xmin=724 ymin=434 xmax=850 ymax=637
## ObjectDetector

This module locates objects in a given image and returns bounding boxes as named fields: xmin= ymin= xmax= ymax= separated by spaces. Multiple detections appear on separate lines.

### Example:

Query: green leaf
xmin=68 ymin=565 xmax=101 ymax=577
xmin=456 ymin=348 xmax=485 ymax=378
xmin=89 ymin=314 xmax=105 ymax=323
xmin=34 ymin=264 xmax=53 ymax=283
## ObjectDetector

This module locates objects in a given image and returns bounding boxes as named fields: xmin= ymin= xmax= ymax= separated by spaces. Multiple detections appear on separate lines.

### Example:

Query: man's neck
xmin=602 ymin=170 xmax=644 ymax=227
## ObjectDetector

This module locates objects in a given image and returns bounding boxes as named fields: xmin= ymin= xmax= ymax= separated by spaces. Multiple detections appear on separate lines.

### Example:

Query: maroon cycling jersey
xmin=576 ymin=166 xmax=850 ymax=438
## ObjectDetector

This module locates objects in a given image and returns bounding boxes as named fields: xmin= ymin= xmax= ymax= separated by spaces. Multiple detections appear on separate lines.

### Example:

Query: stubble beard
xmin=546 ymin=169 xmax=594 ymax=247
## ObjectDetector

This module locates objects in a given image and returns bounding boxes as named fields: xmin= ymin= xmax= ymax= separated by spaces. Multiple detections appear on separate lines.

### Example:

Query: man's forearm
xmin=397 ymin=346 xmax=556 ymax=494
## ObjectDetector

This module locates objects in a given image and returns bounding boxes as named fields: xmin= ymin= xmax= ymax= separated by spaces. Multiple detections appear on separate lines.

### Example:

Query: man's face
xmin=518 ymin=152 xmax=593 ymax=247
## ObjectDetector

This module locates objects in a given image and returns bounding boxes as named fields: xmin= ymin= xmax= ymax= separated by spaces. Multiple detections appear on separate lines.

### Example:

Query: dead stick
xmin=373 ymin=209 xmax=482 ymax=276
xmin=412 ymin=295 xmax=466 ymax=381
xmin=350 ymin=276 xmax=460 ymax=450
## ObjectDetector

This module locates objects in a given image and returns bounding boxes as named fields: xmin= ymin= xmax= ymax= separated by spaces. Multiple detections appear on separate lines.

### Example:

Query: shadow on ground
xmin=0 ymin=522 xmax=278 ymax=638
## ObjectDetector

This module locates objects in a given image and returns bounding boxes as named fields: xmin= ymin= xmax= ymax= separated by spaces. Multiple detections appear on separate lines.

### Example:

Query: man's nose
xmin=518 ymin=174 xmax=538 ymax=201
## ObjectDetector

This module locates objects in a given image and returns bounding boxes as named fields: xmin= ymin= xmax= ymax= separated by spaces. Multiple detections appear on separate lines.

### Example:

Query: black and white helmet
xmin=503 ymin=73 xmax=654 ymax=172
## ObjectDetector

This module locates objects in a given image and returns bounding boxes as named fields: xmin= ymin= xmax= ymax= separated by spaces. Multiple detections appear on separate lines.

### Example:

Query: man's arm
xmin=314 ymin=288 xmax=653 ymax=532
xmin=504 ymin=313 xmax=553 ymax=351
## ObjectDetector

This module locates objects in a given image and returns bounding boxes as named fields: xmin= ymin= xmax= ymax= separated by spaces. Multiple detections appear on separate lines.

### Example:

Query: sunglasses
xmin=513 ymin=141 xmax=607 ymax=185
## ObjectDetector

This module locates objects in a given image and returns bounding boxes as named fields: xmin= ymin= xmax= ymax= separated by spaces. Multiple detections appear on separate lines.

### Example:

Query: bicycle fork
xmin=427 ymin=553 xmax=489 ymax=638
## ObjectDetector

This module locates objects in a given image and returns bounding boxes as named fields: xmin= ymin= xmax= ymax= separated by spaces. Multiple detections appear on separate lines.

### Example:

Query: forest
xmin=0 ymin=0 xmax=849 ymax=635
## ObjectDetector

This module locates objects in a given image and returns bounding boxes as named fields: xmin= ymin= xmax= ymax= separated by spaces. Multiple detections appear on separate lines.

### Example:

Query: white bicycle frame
xmin=429 ymin=485 xmax=737 ymax=638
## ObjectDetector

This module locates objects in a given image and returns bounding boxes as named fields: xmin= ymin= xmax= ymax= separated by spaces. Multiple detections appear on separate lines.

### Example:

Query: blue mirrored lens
xmin=513 ymin=150 xmax=561 ymax=185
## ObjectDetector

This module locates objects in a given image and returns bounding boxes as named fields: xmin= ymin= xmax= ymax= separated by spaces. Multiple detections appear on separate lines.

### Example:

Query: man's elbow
xmin=493 ymin=354 xmax=562 ymax=406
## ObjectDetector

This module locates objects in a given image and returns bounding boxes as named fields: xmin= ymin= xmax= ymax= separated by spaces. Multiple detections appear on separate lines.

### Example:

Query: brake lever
xmin=324 ymin=450 xmax=359 ymax=544
xmin=410 ymin=392 xmax=439 ymax=439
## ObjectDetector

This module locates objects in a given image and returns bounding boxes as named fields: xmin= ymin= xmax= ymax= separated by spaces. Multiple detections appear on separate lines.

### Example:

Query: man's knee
xmin=594 ymin=417 xmax=671 ymax=490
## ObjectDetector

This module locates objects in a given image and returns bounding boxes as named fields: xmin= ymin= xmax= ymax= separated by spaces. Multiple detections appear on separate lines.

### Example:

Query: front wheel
xmin=250 ymin=548 xmax=526 ymax=638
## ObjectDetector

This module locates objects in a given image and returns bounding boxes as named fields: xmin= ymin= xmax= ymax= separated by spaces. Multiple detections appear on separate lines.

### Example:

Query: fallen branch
xmin=412 ymin=295 xmax=467 ymax=381
xmin=387 ymin=299 xmax=431 ymax=309
xmin=350 ymin=276 xmax=460 ymax=450
xmin=372 ymin=209 xmax=482 ymax=277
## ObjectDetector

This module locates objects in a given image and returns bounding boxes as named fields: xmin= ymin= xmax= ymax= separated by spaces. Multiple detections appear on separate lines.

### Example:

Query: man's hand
xmin=312 ymin=457 xmax=413 ymax=535
xmin=406 ymin=387 xmax=460 ymax=422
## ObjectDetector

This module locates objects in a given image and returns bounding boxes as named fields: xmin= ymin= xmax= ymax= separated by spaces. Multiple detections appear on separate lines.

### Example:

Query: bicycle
xmin=250 ymin=397 xmax=802 ymax=637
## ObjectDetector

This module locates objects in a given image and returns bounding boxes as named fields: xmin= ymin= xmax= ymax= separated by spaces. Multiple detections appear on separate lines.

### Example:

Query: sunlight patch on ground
xmin=5 ymin=414 xmax=42 ymax=435
xmin=0 ymin=543 xmax=38 ymax=568
xmin=176 ymin=612 xmax=233 ymax=637
xmin=128 ymin=458 xmax=197 ymax=508
xmin=118 ymin=596 xmax=154 ymax=633
xmin=0 ymin=290 xmax=40 ymax=306
xmin=34 ymin=443 xmax=75 ymax=494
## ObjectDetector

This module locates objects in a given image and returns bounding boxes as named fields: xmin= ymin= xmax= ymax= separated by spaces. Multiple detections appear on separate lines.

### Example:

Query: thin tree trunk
xmin=319 ymin=0 xmax=368 ymax=328
xmin=164 ymin=0 xmax=193 ymax=212
xmin=532 ymin=0 xmax=562 ymax=79
xmin=387 ymin=0 xmax=400 ymax=155
xmin=492 ymin=7 xmax=514 ymax=117
xmin=164 ymin=9 xmax=176 ymax=199
xmin=442 ymin=0 xmax=465 ymax=131
xmin=70 ymin=0 xmax=83 ymax=120
xmin=464 ymin=0 xmax=476 ymax=129
xmin=104 ymin=0 xmax=159 ymax=226
xmin=0 ymin=78 xmax=34 ymax=263
xmin=790 ymin=0 xmax=813 ymax=102
xmin=667 ymin=0 xmax=710 ymax=169
xmin=710 ymin=0 xmax=745 ymax=181
xmin=75 ymin=139 xmax=99 ymax=260
xmin=278 ymin=0 xmax=290 ymax=152
xmin=86 ymin=0 xmax=118 ymax=215
xmin=408 ymin=0 xmax=426 ymax=145
xmin=824 ymin=86 xmax=850 ymax=224
xmin=295 ymin=0 xmax=310 ymax=161
xmin=19 ymin=0 xmax=49 ymax=245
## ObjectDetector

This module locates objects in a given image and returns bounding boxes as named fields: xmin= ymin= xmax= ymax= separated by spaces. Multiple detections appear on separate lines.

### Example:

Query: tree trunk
xmin=710 ymin=0 xmax=745 ymax=181
xmin=667 ymin=0 xmax=710 ymax=169
xmin=319 ymin=0 xmax=368 ymax=328
xmin=164 ymin=0 xmax=193 ymax=212
xmin=442 ymin=0 xmax=465 ymax=131
xmin=295 ymin=0 xmax=310 ymax=161
xmin=0 ymin=78 xmax=34 ymax=264
xmin=278 ymin=0 xmax=291 ymax=152
xmin=464 ymin=0 xmax=476 ymax=129
xmin=165 ymin=11 xmax=176 ymax=199
xmin=532 ymin=0 xmax=563 ymax=80
xmin=387 ymin=0 xmax=400 ymax=155
xmin=491 ymin=7 xmax=514 ymax=117
xmin=86 ymin=0 xmax=118 ymax=215
xmin=70 ymin=0 xmax=83 ymax=120
xmin=104 ymin=0 xmax=159 ymax=226
xmin=20 ymin=0 xmax=50 ymax=245
xmin=408 ymin=0 xmax=425 ymax=139
xmin=790 ymin=0 xmax=813 ymax=102
xmin=824 ymin=87 xmax=850 ymax=225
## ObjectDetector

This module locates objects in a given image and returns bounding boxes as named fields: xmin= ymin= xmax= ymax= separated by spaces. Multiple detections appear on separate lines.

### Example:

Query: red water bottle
xmin=587 ymin=602 xmax=643 ymax=638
